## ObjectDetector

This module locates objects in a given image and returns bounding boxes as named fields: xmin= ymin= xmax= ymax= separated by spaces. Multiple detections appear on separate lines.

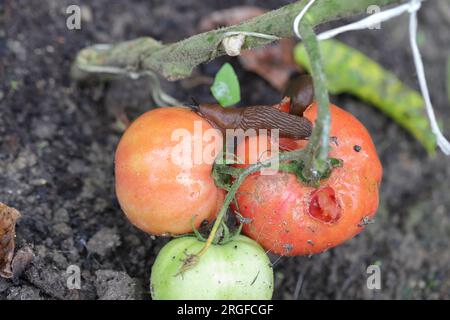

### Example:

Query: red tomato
xmin=234 ymin=103 xmax=382 ymax=255
xmin=115 ymin=107 xmax=225 ymax=236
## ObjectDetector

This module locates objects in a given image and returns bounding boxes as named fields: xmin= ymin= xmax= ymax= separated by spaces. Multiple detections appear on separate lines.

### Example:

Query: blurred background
xmin=0 ymin=0 xmax=449 ymax=299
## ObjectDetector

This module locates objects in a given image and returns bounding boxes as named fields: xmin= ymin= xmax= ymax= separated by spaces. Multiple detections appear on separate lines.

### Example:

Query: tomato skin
xmin=115 ymin=107 xmax=224 ymax=236
xmin=150 ymin=235 xmax=274 ymax=300
xmin=235 ymin=103 xmax=382 ymax=256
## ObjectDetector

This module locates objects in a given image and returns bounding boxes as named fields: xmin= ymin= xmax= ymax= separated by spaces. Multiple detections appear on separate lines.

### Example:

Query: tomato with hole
xmin=234 ymin=103 xmax=382 ymax=255
xmin=115 ymin=107 xmax=225 ymax=235
xmin=150 ymin=235 xmax=274 ymax=300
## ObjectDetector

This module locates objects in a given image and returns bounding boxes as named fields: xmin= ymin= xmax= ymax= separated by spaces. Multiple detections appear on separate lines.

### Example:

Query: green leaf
xmin=210 ymin=63 xmax=241 ymax=107
xmin=294 ymin=39 xmax=436 ymax=153
xmin=212 ymin=164 xmax=230 ymax=191
xmin=190 ymin=217 xmax=206 ymax=242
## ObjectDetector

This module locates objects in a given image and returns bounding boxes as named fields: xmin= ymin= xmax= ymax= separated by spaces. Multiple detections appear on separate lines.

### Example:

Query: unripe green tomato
xmin=150 ymin=235 xmax=274 ymax=300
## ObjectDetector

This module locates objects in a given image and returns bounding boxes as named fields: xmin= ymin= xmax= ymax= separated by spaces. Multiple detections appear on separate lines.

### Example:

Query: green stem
xmin=298 ymin=23 xmax=331 ymax=183
xmin=196 ymin=149 xmax=306 ymax=257
xmin=71 ymin=0 xmax=403 ymax=81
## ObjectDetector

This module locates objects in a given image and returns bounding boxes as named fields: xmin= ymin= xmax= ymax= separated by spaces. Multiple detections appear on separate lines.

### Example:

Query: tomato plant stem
xmin=297 ymin=23 xmax=331 ymax=183
xmin=71 ymin=0 xmax=403 ymax=81
xmin=195 ymin=149 xmax=306 ymax=258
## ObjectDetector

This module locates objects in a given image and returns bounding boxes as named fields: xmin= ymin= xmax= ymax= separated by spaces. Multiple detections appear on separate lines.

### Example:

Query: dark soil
xmin=1 ymin=0 xmax=449 ymax=300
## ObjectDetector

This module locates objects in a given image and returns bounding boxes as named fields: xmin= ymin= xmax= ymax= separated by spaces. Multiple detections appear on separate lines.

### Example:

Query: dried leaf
xmin=198 ymin=6 xmax=267 ymax=32
xmin=239 ymin=39 xmax=299 ymax=91
xmin=0 ymin=202 xmax=21 ymax=278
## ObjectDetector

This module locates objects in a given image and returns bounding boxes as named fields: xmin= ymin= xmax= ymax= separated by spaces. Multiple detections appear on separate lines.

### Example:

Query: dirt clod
xmin=87 ymin=228 xmax=121 ymax=257
xmin=95 ymin=270 xmax=139 ymax=300
xmin=11 ymin=246 xmax=34 ymax=279
xmin=7 ymin=285 xmax=42 ymax=300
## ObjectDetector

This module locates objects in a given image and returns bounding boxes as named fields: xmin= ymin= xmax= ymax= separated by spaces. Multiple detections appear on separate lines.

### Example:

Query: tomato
xmin=272 ymin=97 xmax=291 ymax=113
xmin=234 ymin=103 xmax=382 ymax=256
xmin=150 ymin=235 xmax=274 ymax=300
xmin=115 ymin=107 xmax=225 ymax=236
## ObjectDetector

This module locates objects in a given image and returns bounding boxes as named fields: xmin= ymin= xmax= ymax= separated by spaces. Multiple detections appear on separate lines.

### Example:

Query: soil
xmin=1 ymin=0 xmax=449 ymax=300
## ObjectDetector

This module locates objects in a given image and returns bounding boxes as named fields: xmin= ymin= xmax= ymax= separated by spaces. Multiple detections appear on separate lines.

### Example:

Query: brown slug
xmin=283 ymin=73 xmax=314 ymax=116
xmin=190 ymin=103 xmax=312 ymax=140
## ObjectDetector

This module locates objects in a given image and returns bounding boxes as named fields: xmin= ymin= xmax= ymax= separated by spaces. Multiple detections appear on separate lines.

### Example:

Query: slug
xmin=283 ymin=73 xmax=314 ymax=116
xmin=190 ymin=103 xmax=312 ymax=140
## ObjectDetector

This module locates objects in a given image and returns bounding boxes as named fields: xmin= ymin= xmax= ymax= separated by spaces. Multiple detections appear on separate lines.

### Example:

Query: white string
xmin=408 ymin=0 xmax=450 ymax=155
xmin=293 ymin=0 xmax=450 ymax=155
xmin=317 ymin=2 xmax=417 ymax=40
xmin=293 ymin=0 xmax=317 ymax=39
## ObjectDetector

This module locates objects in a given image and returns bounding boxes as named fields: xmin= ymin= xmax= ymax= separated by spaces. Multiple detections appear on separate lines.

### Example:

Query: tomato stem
xmin=72 ymin=0 xmax=403 ymax=82
xmin=190 ymin=149 xmax=307 ymax=264
xmin=297 ymin=23 xmax=332 ymax=185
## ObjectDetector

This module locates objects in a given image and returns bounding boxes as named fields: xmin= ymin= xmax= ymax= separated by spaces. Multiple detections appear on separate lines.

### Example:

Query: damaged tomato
xmin=234 ymin=103 xmax=382 ymax=255
xmin=308 ymin=187 xmax=341 ymax=224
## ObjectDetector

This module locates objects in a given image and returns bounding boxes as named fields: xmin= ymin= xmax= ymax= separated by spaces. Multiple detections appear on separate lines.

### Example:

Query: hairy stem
xmin=72 ymin=0 xmax=403 ymax=81
xmin=298 ymin=23 xmax=331 ymax=182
